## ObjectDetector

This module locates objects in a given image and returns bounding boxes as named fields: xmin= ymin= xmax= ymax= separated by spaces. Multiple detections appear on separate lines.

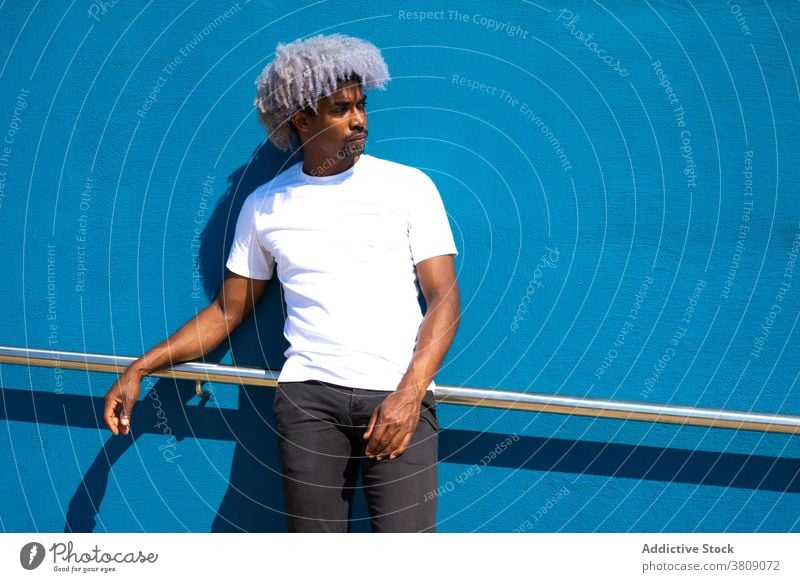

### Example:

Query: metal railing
xmin=1 ymin=345 xmax=799 ymax=434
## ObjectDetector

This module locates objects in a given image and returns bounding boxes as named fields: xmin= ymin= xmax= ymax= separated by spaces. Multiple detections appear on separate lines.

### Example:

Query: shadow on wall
xmin=32 ymin=141 xmax=383 ymax=532
xmin=60 ymin=378 xmax=285 ymax=532
xmin=70 ymin=142 xmax=300 ymax=532
xmin=1 ymin=143 xmax=316 ymax=532
xmin=2 ymin=386 xmax=799 ymax=531
xmin=192 ymin=142 xmax=382 ymax=531
xmin=197 ymin=139 xmax=298 ymax=371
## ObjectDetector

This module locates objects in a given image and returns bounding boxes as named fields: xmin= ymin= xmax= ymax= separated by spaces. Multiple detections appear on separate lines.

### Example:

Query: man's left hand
xmin=363 ymin=383 xmax=424 ymax=461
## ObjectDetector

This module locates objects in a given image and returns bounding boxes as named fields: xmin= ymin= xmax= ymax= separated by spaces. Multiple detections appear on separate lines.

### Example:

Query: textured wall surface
xmin=0 ymin=1 xmax=798 ymax=532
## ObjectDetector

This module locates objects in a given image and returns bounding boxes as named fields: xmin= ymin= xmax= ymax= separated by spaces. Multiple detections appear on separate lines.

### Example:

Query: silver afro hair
xmin=254 ymin=34 xmax=390 ymax=151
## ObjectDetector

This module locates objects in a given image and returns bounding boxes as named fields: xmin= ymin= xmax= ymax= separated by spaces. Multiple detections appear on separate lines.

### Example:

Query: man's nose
xmin=350 ymin=107 xmax=366 ymax=129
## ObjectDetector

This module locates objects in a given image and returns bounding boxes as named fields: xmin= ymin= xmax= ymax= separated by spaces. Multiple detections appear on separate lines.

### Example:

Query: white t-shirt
xmin=225 ymin=154 xmax=457 ymax=392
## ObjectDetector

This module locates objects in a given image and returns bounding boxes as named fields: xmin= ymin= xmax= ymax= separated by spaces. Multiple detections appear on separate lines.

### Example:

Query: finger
xmin=366 ymin=418 xmax=392 ymax=457
xmin=118 ymin=392 xmax=136 ymax=436
xmin=380 ymin=426 xmax=409 ymax=460
xmin=388 ymin=432 xmax=414 ymax=460
xmin=363 ymin=409 xmax=377 ymax=440
xmin=366 ymin=427 xmax=387 ymax=457
xmin=370 ymin=424 xmax=399 ymax=459
xmin=119 ymin=410 xmax=130 ymax=435
xmin=103 ymin=396 xmax=120 ymax=436
xmin=119 ymin=405 xmax=133 ymax=436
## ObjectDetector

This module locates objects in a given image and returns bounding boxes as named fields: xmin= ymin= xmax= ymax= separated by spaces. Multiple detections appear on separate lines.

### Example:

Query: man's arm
xmin=363 ymin=254 xmax=460 ymax=460
xmin=103 ymin=272 xmax=269 ymax=435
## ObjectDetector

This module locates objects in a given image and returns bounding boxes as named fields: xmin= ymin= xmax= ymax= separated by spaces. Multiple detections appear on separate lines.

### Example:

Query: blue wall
xmin=1 ymin=0 xmax=798 ymax=532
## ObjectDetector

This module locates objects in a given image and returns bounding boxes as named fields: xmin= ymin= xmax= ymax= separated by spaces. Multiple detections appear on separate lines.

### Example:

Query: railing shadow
xmin=2 ymin=384 xmax=799 ymax=532
xmin=438 ymin=430 xmax=800 ymax=493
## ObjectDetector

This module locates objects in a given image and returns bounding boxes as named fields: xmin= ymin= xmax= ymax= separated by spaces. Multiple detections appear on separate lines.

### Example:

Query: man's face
xmin=293 ymin=78 xmax=368 ymax=172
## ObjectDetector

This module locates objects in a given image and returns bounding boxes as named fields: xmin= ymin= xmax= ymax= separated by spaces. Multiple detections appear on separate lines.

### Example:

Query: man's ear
xmin=291 ymin=110 xmax=310 ymax=137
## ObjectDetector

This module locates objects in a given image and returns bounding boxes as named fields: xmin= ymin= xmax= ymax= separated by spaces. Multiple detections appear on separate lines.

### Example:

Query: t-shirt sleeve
xmin=408 ymin=172 xmax=458 ymax=264
xmin=225 ymin=194 xmax=276 ymax=280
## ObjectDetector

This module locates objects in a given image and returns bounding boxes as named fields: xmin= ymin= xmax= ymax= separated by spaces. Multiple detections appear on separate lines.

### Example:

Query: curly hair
xmin=254 ymin=34 xmax=390 ymax=152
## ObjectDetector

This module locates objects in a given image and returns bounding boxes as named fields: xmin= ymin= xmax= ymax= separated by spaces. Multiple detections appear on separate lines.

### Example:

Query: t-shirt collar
xmin=297 ymin=154 xmax=368 ymax=184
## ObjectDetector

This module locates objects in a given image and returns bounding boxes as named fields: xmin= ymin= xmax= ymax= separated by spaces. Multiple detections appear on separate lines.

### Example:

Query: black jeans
xmin=273 ymin=380 xmax=439 ymax=532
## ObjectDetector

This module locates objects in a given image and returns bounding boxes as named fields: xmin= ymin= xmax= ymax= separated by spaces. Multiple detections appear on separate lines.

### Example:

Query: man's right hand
xmin=103 ymin=369 xmax=143 ymax=436
xmin=99 ymin=273 xmax=269 ymax=436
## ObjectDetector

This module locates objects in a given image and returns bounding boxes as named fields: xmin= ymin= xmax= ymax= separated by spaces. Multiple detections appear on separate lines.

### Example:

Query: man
xmin=103 ymin=34 xmax=460 ymax=533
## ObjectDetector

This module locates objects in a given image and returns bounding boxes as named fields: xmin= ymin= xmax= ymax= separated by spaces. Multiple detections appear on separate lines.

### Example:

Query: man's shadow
xmin=65 ymin=142 xmax=317 ymax=532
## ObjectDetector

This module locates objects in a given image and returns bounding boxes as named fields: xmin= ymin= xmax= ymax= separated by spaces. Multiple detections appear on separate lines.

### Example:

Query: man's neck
xmin=302 ymin=154 xmax=361 ymax=177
